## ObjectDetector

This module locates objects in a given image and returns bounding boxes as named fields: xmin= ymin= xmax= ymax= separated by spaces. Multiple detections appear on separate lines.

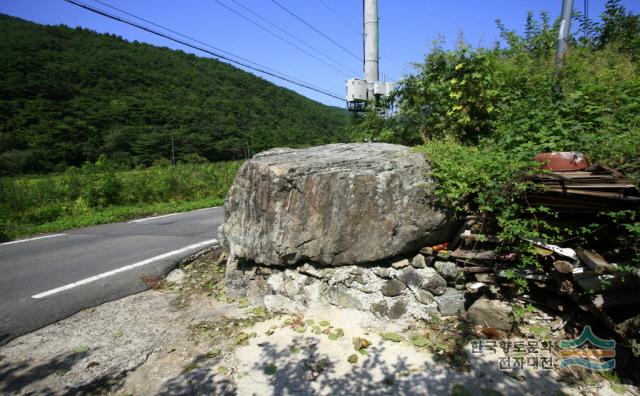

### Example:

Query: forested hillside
xmin=0 ymin=14 xmax=350 ymax=175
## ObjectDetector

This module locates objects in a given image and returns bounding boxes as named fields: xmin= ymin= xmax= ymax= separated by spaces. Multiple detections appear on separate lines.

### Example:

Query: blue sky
xmin=1 ymin=1 xmax=639 ymax=107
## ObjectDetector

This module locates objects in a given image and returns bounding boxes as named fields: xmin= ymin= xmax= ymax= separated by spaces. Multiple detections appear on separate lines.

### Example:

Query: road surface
xmin=0 ymin=206 xmax=223 ymax=346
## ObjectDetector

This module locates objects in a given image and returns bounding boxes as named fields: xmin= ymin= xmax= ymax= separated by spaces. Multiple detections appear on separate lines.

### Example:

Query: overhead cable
xmin=90 ymin=0 xmax=324 ymax=89
xmin=212 ymin=0 xmax=352 ymax=77
xmin=271 ymin=0 xmax=362 ymax=62
xmin=226 ymin=0 xmax=360 ymax=76
xmin=317 ymin=0 xmax=361 ymax=35
xmin=64 ymin=0 xmax=345 ymax=101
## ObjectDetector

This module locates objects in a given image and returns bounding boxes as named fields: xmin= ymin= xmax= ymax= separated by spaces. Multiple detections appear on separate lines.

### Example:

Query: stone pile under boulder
xmin=220 ymin=143 xmax=463 ymax=323
xmin=225 ymin=252 xmax=469 ymax=323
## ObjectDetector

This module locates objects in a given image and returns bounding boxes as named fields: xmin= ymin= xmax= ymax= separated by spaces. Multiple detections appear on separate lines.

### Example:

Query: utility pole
xmin=171 ymin=136 xmax=175 ymax=167
xmin=345 ymin=0 xmax=392 ymax=111
xmin=364 ymin=0 xmax=379 ymax=86
xmin=555 ymin=0 xmax=574 ymax=67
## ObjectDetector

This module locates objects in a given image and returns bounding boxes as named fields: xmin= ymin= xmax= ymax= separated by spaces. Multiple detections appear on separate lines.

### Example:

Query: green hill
xmin=0 ymin=14 xmax=350 ymax=175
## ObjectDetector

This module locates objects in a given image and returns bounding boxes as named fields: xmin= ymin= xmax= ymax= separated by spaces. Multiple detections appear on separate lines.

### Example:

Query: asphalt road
xmin=0 ymin=206 xmax=223 ymax=346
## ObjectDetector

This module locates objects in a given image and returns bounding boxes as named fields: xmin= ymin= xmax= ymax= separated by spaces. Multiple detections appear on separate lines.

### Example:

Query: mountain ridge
xmin=0 ymin=14 xmax=350 ymax=175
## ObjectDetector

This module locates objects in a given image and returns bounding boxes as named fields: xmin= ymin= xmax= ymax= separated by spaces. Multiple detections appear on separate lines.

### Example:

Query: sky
xmin=1 ymin=0 xmax=639 ymax=107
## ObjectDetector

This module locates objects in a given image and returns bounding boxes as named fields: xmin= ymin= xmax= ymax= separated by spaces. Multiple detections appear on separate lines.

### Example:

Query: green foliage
xmin=356 ymin=6 xmax=640 ymax=270
xmin=353 ymin=5 xmax=640 ymax=173
xmin=0 ymin=159 xmax=241 ymax=240
xmin=0 ymin=14 xmax=350 ymax=176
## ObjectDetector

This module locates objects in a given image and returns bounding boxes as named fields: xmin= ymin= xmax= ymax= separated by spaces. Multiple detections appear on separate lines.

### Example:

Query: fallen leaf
xmin=251 ymin=307 xmax=267 ymax=317
xmin=319 ymin=320 xmax=330 ymax=327
xmin=294 ymin=326 xmax=306 ymax=333
xmin=182 ymin=362 xmax=198 ymax=373
xmin=234 ymin=333 xmax=249 ymax=345
xmin=410 ymin=334 xmax=429 ymax=347
xmin=264 ymin=363 xmax=277 ymax=375
xmin=352 ymin=337 xmax=371 ymax=351
xmin=481 ymin=390 xmax=504 ymax=396
xmin=73 ymin=346 xmax=89 ymax=353
xmin=381 ymin=332 xmax=403 ymax=342
xmin=452 ymin=384 xmax=472 ymax=396
xmin=207 ymin=348 xmax=221 ymax=358
xmin=347 ymin=354 xmax=359 ymax=364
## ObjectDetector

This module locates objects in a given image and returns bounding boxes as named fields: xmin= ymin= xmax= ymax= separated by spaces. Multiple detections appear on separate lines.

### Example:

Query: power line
xmin=271 ymin=0 xmax=362 ymax=62
xmin=226 ymin=0 xmax=360 ymax=76
xmin=64 ymin=0 xmax=345 ymax=101
xmin=90 ymin=0 xmax=325 ymax=91
xmin=317 ymin=0 xmax=361 ymax=35
xmin=212 ymin=0 xmax=352 ymax=78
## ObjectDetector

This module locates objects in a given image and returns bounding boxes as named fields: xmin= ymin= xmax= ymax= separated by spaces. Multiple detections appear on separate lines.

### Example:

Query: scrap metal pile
xmin=428 ymin=152 xmax=640 ymax=356
xmin=526 ymin=152 xmax=640 ymax=212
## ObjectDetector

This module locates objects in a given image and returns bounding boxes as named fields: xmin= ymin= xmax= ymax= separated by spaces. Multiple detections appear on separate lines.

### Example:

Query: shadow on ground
xmin=244 ymin=337 xmax=570 ymax=396
xmin=0 ymin=349 xmax=129 ymax=396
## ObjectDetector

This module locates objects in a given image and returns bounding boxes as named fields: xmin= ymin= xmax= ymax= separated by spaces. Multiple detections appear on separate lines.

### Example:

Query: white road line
xmin=31 ymin=238 xmax=218 ymax=299
xmin=128 ymin=206 xmax=219 ymax=223
xmin=0 ymin=233 xmax=67 ymax=247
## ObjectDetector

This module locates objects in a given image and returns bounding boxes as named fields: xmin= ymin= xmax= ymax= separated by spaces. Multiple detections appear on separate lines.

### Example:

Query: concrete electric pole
xmin=555 ymin=0 xmax=574 ymax=67
xmin=363 ymin=0 xmax=379 ymax=85
xmin=346 ymin=0 xmax=392 ymax=111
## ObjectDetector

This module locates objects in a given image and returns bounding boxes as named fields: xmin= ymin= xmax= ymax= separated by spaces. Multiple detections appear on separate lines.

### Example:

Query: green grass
xmin=4 ymin=197 xmax=225 ymax=240
xmin=0 ymin=160 xmax=241 ymax=241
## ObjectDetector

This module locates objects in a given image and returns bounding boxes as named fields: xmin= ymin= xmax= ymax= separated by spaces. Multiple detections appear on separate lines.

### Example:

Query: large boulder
xmin=219 ymin=143 xmax=452 ymax=266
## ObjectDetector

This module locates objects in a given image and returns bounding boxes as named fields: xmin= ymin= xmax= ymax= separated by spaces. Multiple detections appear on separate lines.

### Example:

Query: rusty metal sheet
xmin=534 ymin=152 xmax=589 ymax=171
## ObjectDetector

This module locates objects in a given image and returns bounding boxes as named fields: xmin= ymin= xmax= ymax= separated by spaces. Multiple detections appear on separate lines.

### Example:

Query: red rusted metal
xmin=534 ymin=152 xmax=589 ymax=171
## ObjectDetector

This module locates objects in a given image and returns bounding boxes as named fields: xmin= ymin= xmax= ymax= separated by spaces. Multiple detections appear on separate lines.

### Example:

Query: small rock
xmin=371 ymin=301 xmax=388 ymax=317
xmin=435 ymin=288 xmax=465 ymax=316
xmin=166 ymin=269 xmax=187 ymax=285
xmin=420 ymin=247 xmax=433 ymax=255
xmin=397 ymin=268 xmax=423 ymax=288
xmin=465 ymin=282 xmax=487 ymax=293
xmin=392 ymin=259 xmax=410 ymax=269
xmin=474 ymin=273 xmax=495 ymax=283
xmin=387 ymin=299 xmax=408 ymax=319
xmin=326 ymin=286 xmax=363 ymax=310
xmin=224 ymin=255 xmax=249 ymax=296
xmin=434 ymin=261 xmax=461 ymax=280
xmin=297 ymin=263 xmax=324 ymax=278
xmin=354 ymin=283 xmax=377 ymax=294
xmin=420 ymin=271 xmax=447 ymax=295
xmin=414 ymin=289 xmax=434 ymax=305
xmin=354 ymin=274 xmax=367 ymax=285
xmin=411 ymin=254 xmax=426 ymax=268
xmin=374 ymin=267 xmax=391 ymax=279
xmin=467 ymin=298 xmax=513 ymax=331
xmin=381 ymin=279 xmax=406 ymax=297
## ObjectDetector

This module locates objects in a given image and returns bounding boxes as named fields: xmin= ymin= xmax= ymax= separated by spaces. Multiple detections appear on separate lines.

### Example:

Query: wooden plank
xmin=450 ymin=249 xmax=496 ymax=261
xmin=576 ymin=250 xmax=617 ymax=274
